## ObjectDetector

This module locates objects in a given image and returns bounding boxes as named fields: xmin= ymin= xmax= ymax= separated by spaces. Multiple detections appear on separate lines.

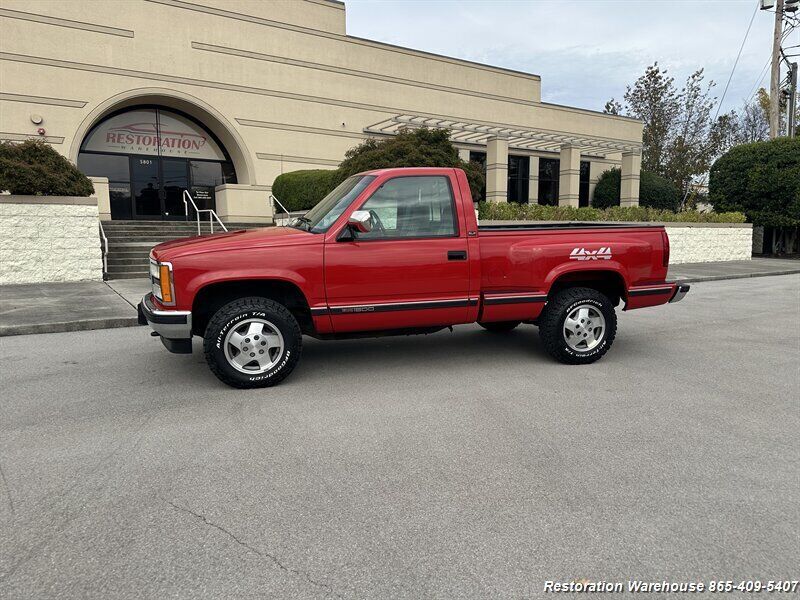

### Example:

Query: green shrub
xmin=271 ymin=169 xmax=338 ymax=212
xmin=0 ymin=140 xmax=93 ymax=196
xmin=591 ymin=168 xmax=681 ymax=211
xmin=591 ymin=168 xmax=621 ymax=209
xmin=709 ymin=137 xmax=800 ymax=227
xmin=272 ymin=128 xmax=486 ymax=211
xmin=337 ymin=128 xmax=484 ymax=201
xmin=478 ymin=201 xmax=745 ymax=223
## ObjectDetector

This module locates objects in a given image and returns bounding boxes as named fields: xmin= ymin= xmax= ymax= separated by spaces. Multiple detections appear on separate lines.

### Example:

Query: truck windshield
xmin=289 ymin=175 xmax=376 ymax=233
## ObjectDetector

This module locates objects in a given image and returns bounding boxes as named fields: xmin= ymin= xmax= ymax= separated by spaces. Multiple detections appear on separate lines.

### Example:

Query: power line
xmin=747 ymin=19 xmax=799 ymax=101
xmin=748 ymin=54 xmax=773 ymax=99
xmin=715 ymin=0 xmax=761 ymax=119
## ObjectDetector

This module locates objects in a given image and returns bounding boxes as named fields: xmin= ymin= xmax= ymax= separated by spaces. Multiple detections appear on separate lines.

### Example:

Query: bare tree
xmin=604 ymin=63 xmax=723 ymax=196
xmin=737 ymin=89 xmax=771 ymax=143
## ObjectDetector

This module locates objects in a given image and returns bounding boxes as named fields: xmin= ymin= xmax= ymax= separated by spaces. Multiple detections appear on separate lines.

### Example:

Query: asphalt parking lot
xmin=0 ymin=275 xmax=798 ymax=599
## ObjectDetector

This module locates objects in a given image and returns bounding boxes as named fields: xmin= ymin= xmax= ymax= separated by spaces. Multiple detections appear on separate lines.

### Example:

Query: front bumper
xmin=138 ymin=293 xmax=193 ymax=353
xmin=669 ymin=283 xmax=691 ymax=303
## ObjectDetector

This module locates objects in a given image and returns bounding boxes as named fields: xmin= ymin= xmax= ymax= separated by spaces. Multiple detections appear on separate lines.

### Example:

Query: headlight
xmin=150 ymin=256 xmax=176 ymax=306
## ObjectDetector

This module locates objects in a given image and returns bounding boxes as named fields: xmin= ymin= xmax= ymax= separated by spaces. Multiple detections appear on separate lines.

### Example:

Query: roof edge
xmin=539 ymin=101 xmax=643 ymax=123
xmin=346 ymin=34 xmax=541 ymax=81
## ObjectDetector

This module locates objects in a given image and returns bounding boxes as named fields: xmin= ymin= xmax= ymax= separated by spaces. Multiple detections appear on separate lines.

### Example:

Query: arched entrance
xmin=77 ymin=106 xmax=237 ymax=220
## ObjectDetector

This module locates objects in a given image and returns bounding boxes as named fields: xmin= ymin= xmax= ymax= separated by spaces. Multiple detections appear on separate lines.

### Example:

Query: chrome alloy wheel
xmin=223 ymin=319 xmax=285 ymax=374
xmin=562 ymin=304 xmax=606 ymax=352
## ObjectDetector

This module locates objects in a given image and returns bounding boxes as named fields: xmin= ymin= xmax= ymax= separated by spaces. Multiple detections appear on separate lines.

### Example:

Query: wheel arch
xmin=546 ymin=268 xmax=627 ymax=306
xmin=191 ymin=278 xmax=314 ymax=336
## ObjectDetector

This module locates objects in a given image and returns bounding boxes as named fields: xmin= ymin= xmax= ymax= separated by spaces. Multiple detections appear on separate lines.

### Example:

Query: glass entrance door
xmin=131 ymin=157 xmax=161 ymax=219
xmin=130 ymin=157 xmax=189 ymax=220
xmin=162 ymin=158 xmax=189 ymax=219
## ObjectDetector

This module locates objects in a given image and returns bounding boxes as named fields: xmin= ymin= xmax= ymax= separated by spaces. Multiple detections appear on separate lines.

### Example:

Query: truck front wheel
xmin=203 ymin=297 xmax=302 ymax=389
xmin=538 ymin=287 xmax=616 ymax=365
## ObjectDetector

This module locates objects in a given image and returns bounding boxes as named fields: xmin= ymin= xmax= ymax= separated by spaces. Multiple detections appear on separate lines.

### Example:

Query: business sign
xmin=82 ymin=109 xmax=226 ymax=160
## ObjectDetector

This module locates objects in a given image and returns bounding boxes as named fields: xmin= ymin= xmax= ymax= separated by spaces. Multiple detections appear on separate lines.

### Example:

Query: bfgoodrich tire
xmin=203 ymin=297 xmax=302 ymax=389
xmin=478 ymin=320 xmax=521 ymax=333
xmin=538 ymin=287 xmax=616 ymax=365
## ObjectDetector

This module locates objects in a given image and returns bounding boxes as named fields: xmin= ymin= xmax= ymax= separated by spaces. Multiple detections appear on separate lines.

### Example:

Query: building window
xmin=507 ymin=155 xmax=530 ymax=204
xmin=469 ymin=151 xmax=486 ymax=202
xmin=538 ymin=158 xmax=560 ymax=206
xmin=579 ymin=161 xmax=591 ymax=207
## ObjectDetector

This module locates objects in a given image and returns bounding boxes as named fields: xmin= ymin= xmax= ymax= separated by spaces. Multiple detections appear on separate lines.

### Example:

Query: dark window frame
xmin=579 ymin=160 xmax=591 ymax=207
xmin=507 ymin=155 xmax=530 ymax=204
xmin=538 ymin=158 xmax=560 ymax=206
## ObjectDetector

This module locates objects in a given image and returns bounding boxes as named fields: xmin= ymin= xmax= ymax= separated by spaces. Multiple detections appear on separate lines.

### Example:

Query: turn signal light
xmin=159 ymin=264 xmax=173 ymax=303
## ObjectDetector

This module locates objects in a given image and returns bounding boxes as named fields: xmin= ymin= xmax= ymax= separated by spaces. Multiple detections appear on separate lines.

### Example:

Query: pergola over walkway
xmin=365 ymin=114 xmax=644 ymax=206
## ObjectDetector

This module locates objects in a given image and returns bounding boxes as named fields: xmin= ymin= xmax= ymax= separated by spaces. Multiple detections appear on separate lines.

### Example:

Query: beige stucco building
xmin=0 ymin=0 xmax=644 ymax=223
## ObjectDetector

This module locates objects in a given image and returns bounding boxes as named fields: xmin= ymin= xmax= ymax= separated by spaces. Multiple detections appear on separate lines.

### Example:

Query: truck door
xmin=323 ymin=173 xmax=472 ymax=333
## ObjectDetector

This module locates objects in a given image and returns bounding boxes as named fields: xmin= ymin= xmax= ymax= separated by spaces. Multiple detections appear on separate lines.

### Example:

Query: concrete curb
xmin=0 ymin=317 xmax=141 ymax=337
xmin=673 ymin=269 xmax=800 ymax=284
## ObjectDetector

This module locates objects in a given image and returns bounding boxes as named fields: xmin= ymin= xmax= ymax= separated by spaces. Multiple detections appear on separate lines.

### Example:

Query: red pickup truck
xmin=139 ymin=167 xmax=689 ymax=388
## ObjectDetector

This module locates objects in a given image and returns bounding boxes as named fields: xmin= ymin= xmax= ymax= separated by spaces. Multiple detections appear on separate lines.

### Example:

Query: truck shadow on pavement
xmin=178 ymin=325 xmax=553 ymax=389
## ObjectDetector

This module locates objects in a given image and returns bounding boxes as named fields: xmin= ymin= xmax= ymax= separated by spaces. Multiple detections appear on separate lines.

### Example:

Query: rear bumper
xmin=669 ymin=283 xmax=691 ymax=303
xmin=138 ymin=293 xmax=193 ymax=353
xmin=625 ymin=281 xmax=690 ymax=310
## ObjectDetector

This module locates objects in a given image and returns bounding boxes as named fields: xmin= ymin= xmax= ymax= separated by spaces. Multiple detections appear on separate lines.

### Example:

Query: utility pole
xmin=789 ymin=62 xmax=798 ymax=138
xmin=770 ymin=0 xmax=785 ymax=138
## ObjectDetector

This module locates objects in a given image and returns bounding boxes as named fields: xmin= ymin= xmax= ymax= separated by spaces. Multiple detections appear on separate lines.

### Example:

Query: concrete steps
xmin=101 ymin=220 xmax=270 ymax=280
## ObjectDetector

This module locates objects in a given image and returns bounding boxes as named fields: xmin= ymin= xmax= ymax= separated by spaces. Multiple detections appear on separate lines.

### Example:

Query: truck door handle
xmin=447 ymin=250 xmax=467 ymax=261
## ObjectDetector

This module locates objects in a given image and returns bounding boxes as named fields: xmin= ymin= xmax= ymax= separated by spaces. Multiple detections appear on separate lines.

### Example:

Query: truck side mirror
xmin=347 ymin=210 xmax=373 ymax=233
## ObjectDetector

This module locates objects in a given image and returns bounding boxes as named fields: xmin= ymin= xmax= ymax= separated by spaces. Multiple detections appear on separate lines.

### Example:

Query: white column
xmin=457 ymin=148 xmax=471 ymax=162
xmin=558 ymin=144 xmax=581 ymax=207
xmin=528 ymin=155 xmax=540 ymax=204
xmin=485 ymin=136 xmax=509 ymax=203
xmin=620 ymin=151 xmax=641 ymax=206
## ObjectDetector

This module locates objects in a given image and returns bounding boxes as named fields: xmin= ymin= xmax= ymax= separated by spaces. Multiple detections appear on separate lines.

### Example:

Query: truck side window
xmin=358 ymin=176 xmax=457 ymax=239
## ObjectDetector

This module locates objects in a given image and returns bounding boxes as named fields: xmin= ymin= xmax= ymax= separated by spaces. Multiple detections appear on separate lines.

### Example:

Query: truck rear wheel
xmin=538 ymin=287 xmax=616 ymax=365
xmin=478 ymin=320 xmax=521 ymax=333
xmin=203 ymin=297 xmax=302 ymax=389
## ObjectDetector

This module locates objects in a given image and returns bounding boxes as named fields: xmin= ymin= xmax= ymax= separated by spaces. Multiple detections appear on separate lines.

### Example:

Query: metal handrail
xmin=182 ymin=190 xmax=228 ymax=235
xmin=98 ymin=220 xmax=108 ymax=279
xmin=270 ymin=194 xmax=291 ymax=216
xmin=269 ymin=194 xmax=310 ymax=227
xmin=269 ymin=194 xmax=294 ymax=226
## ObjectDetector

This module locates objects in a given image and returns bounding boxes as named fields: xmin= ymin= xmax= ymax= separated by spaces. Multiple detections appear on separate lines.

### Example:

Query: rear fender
xmin=544 ymin=262 xmax=630 ymax=300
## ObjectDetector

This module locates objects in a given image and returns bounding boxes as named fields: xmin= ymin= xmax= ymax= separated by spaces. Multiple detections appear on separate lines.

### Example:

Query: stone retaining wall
xmin=479 ymin=220 xmax=752 ymax=265
xmin=664 ymin=224 xmax=752 ymax=264
xmin=0 ymin=196 xmax=103 ymax=285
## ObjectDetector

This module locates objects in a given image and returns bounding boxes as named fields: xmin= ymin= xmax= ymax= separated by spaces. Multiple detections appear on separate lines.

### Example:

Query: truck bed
xmin=478 ymin=221 xmax=665 ymax=231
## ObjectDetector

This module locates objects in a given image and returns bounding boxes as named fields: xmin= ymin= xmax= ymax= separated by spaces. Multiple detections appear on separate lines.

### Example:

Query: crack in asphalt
xmin=0 ymin=459 xmax=14 ymax=517
xmin=0 ymin=410 xmax=157 ymax=584
xmin=161 ymin=498 xmax=344 ymax=599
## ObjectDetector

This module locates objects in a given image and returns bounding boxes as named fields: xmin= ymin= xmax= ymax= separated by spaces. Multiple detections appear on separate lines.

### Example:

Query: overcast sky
xmin=345 ymin=0 xmax=799 ymax=115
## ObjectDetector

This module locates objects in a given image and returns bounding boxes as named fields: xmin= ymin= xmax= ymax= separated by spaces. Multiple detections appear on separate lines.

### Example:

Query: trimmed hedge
xmin=479 ymin=201 xmax=746 ymax=223
xmin=0 ymin=140 xmax=93 ymax=196
xmin=592 ymin=168 xmax=682 ymax=211
xmin=337 ymin=128 xmax=484 ymax=200
xmin=709 ymin=137 xmax=800 ymax=227
xmin=271 ymin=128 xmax=486 ymax=212
xmin=271 ymin=169 xmax=338 ymax=212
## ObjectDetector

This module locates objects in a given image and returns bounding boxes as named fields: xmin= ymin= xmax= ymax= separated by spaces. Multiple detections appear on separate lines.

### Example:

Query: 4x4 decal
xmin=570 ymin=247 xmax=612 ymax=261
